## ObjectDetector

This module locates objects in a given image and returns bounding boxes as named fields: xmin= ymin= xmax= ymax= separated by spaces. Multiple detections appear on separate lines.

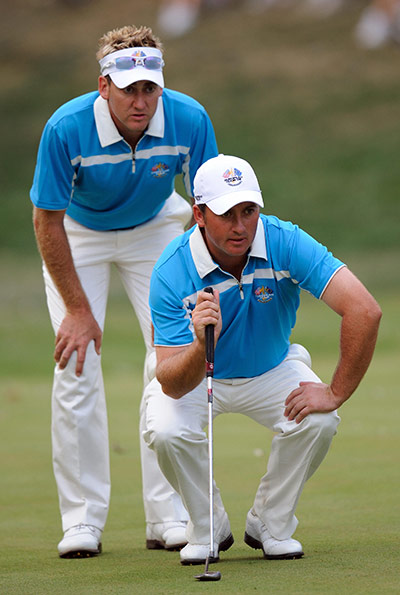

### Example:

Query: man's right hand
xmin=155 ymin=289 xmax=222 ymax=399
xmin=191 ymin=288 xmax=222 ymax=346
xmin=33 ymin=207 xmax=102 ymax=377
xmin=54 ymin=310 xmax=102 ymax=376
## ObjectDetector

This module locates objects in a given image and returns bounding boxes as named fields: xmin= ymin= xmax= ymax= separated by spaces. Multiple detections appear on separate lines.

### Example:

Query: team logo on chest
xmin=223 ymin=167 xmax=243 ymax=187
xmin=150 ymin=162 xmax=170 ymax=178
xmin=254 ymin=285 xmax=274 ymax=303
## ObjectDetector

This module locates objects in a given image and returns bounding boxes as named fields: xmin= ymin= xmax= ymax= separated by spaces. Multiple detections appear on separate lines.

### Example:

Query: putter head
xmin=195 ymin=571 xmax=221 ymax=581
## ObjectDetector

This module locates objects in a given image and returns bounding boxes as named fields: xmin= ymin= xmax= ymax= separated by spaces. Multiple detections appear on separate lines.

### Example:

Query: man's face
xmin=194 ymin=202 xmax=260 ymax=265
xmin=98 ymin=76 xmax=163 ymax=142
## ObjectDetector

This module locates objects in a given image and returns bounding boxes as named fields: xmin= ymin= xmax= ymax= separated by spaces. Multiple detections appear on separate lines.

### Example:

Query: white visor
xmin=99 ymin=47 xmax=164 ymax=89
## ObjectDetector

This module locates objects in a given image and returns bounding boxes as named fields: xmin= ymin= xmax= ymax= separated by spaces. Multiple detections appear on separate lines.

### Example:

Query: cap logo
xmin=223 ymin=167 xmax=243 ymax=187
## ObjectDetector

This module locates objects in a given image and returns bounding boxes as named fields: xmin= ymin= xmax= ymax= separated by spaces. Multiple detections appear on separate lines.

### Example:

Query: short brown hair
xmin=96 ymin=25 xmax=163 ymax=61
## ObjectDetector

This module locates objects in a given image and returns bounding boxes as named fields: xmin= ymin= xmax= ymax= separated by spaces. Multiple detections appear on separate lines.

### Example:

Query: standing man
xmin=143 ymin=154 xmax=382 ymax=565
xmin=30 ymin=25 xmax=218 ymax=558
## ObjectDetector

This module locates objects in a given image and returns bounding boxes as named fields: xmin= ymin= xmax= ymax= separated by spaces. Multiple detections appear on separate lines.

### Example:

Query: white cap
xmin=99 ymin=47 xmax=164 ymax=89
xmin=194 ymin=154 xmax=264 ymax=215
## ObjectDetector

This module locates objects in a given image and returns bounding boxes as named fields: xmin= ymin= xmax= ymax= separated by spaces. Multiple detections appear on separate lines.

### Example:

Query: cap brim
xmin=206 ymin=190 xmax=264 ymax=215
xmin=109 ymin=68 xmax=164 ymax=89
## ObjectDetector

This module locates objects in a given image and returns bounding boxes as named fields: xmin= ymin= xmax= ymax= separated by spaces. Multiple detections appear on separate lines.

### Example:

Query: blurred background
xmin=1 ymin=0 xmax=400 ymax=268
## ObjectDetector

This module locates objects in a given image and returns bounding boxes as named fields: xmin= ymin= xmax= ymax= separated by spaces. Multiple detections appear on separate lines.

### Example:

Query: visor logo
xmin=223 ymin=167 xmax=243 ymax=187
xmin=131 ymin=50 xmax=147 ymax=67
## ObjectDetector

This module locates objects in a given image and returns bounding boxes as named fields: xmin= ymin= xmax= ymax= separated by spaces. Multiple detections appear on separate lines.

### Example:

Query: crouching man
xmin=142 ymin=154 xmax=381 ymax=565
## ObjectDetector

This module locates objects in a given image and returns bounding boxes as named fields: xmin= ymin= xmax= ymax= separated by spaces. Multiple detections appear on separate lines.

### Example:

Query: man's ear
xmin=98 ymin=76 xmax=110 ymax=100
xmin=193 ymin=205 xmax=206 ymax=228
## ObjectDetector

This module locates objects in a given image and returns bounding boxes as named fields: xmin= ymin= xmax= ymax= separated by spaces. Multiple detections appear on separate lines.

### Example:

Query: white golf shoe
xmin=146 ymin=521 xmax=188 ymax=551
xmin=180 ymin=515 xmax=234 ymax=566
xmin=58 ymin=524 xmax=102 ymax=558
xmin=244 ymin=510 xmax=304 ymax=560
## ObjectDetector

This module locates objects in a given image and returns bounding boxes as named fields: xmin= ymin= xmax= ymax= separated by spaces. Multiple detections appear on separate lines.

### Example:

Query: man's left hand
xmin=284 ymin=382 xmax=341 ymax=424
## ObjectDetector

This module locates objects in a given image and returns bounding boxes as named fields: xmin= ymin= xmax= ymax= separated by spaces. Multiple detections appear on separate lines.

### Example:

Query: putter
xmin=195 ymin=287 xmax=222 ymax=582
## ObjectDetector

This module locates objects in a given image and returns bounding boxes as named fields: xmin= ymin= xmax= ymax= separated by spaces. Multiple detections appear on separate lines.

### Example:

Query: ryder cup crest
xmin=131 ymin=49 xmax=147 ymax=66
xmin=254 ymin=285 xmax=274 ymax=303
xmin=151 ymin=162 xmax=170 ymax=178
xmin=223 ymin=167 xmax=243 ymax=187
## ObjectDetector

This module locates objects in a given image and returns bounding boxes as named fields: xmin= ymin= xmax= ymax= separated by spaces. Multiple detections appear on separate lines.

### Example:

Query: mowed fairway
xmin=0 ymin=259 xmax=398 ymax=594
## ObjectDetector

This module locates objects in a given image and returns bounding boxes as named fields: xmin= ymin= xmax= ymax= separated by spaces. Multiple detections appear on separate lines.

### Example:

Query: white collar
xmin=190 ymin=218 xmax=267 ymax=279
xmin=93 ymin=94 xmax=165 ymax=148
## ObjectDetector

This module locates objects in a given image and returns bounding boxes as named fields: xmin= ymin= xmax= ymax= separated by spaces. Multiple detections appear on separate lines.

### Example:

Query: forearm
xmin=285 ymin=269 xmax=382 ymax=423
xmin=155 ymin=288 xmax=221 ymax=398
xmin=33 ymin=207 xmax=102 ymax=374
xmin=33 ymin=208 xmax=91 ymax=314
xmin=156 ymin=339 xmax=207 ymax=398
xmin=330 ymin=304 xmax=382 ymax=406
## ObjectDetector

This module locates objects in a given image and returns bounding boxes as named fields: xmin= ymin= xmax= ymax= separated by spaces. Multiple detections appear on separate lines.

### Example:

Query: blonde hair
xmin=96 ymin=25 xmax=163 ymax=61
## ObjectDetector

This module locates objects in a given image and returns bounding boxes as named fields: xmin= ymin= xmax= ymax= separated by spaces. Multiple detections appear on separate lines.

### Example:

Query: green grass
xmin=1 ymin=258 xmax=398 ymax=594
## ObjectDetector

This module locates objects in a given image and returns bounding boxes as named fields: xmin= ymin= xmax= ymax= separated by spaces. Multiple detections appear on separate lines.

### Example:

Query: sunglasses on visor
xmin=104 ymin=55 xmax=164 ymax=72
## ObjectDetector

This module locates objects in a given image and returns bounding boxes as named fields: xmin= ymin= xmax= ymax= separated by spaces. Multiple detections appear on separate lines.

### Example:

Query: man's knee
xmin=286 ymin=344 xmax=312 ymax=368
xmin=145 ymin=415 xmax=203 ymax=461
xmin=148 ymin=423 xmax=181 ymax=452
xmin=143 ymin=402 xmax=184 ymax=456
xmin=306 ymin=411 xmax=340 ymax=442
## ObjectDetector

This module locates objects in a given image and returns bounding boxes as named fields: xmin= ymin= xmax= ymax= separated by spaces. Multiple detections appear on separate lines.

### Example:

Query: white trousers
xmin=143 ymin=344 xmax=340 ymax=543
xmin=43 ymin=192 xmax=190 ymax=532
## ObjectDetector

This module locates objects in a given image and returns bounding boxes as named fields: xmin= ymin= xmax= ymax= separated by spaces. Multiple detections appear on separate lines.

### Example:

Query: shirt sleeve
xmin=183 ymin=109 xmax=218 ymax=197
xmin=284 ymin=224 xmax=345 ymax=299
xmin=150 ymin=269 xmax=195 ymax=347
xmin=30 ymin=121 xmax=76 ymax=210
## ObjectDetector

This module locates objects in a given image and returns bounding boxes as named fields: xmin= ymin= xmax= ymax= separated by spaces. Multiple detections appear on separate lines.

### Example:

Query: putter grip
xmin=204 ymin=287 xmax=215 ymax=368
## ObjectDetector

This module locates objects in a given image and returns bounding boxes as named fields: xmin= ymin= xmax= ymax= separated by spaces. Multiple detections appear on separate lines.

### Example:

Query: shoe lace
xmin=67 ymin=523 xmax=97 ymax=534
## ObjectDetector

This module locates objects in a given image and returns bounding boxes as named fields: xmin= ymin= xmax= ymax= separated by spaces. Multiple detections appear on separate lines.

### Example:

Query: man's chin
xmin=227 ymin=240 xmax=249 ymax=253
xmin=128 ymin=117 xmax=149 ymax=130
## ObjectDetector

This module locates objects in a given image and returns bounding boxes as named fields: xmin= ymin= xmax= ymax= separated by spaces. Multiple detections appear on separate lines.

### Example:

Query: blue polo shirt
xmin=150 ymin=214 xmax=345 ymax=379
xmin=30 ymin=89 xmax=218 ymax=230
